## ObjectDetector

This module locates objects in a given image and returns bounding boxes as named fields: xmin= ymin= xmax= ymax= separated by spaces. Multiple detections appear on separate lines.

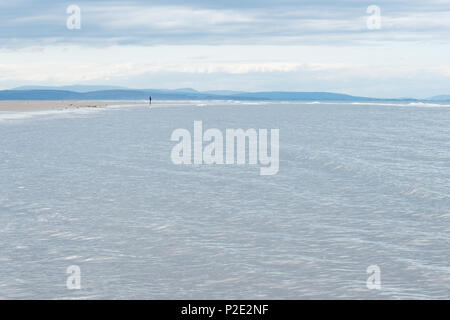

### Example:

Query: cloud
xmin=1 ymin=1 xmax=450 ymax=98
xmin=96 ymin=6 xmax=256 ymax=29
xmin=1 ymin=1 xmax=450 ymax=47
xmin=2 ymin=59 xmax=450 ymax=83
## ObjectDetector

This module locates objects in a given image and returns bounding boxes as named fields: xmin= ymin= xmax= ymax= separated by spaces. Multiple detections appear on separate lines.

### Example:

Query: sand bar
xmin=0 ymin=100 xmax=143 ymax=112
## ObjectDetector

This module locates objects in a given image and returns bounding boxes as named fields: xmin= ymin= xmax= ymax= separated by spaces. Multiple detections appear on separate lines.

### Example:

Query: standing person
xmin=149 ymin=96 xmax=152 ymax=106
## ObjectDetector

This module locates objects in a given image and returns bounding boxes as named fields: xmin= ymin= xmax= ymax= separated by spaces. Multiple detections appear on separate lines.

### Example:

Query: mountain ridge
xmin=428 ymin=95 xmax=450 ymax=101
xmin=0 ymin=87 xmax=419 ymax=101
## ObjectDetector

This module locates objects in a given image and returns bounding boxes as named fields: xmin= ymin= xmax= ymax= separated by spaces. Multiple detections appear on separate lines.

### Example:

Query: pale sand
xmin=0 ymin=100 xmax=143 ymax=112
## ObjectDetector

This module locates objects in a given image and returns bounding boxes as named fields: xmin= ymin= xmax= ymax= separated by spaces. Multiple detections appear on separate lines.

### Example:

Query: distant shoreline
xmin=1 ymin=99 xmax=449 ymax=113
xmin=0 ymin=88 xmax=410 ymax=102
xmin=3 ymin=88 xmax=449 ymax=103
xmin=0 ymin=100 xmax=142 ymax=112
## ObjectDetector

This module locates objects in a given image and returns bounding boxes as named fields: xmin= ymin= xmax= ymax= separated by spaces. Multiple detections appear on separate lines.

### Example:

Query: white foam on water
xmin=305 ymin=101 xmax=321 ymax=104
xmin=350 ymin=101 xmax=450 ymax=108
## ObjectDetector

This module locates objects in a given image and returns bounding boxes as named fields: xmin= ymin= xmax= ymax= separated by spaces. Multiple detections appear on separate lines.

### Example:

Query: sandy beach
xmin=0 ymin=100 xmax=143 ymax=112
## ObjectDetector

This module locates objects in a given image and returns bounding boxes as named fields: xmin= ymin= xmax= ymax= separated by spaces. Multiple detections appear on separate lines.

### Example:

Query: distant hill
xmin=429 ymin=95 xmax=450 ymax=101
xmin=0 ymin=90 xmax=83 ymax=100
xmin=228 ymin=91 xmax=378 ymax=101
xmin=0 ymin=89 xmax=218 ymax=101
xmin=0 ymin=88 xmax=389 ymax=101
xmin=205 ymin=90 xmax=246 ymax=95
xmin=0 ymin=87 xmax=426 ymax=101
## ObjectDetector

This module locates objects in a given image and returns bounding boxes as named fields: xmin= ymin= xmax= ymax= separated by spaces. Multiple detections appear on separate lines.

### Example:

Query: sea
xmin=0 ymin=100 xmax=449 ymax=299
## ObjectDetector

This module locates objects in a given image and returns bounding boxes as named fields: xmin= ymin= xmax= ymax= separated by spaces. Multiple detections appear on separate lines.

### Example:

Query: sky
xmin=1 ymin=0 xmax=450 ymax=98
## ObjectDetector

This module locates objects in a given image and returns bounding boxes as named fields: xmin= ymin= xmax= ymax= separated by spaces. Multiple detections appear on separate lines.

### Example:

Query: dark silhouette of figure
xmin=149 ymin=96 xmax=152 ymax=106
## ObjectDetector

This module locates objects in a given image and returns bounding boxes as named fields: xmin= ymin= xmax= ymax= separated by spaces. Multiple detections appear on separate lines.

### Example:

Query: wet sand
xmin=0 ymin=100 xmax=143 ymax=112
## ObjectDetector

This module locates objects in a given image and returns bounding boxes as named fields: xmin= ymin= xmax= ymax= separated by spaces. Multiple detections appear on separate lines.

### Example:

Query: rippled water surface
xmin=0 ymin=101 xmax=449 ymax=299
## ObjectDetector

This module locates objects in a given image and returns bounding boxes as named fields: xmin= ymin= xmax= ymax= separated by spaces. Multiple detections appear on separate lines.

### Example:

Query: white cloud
xmin=3 ymin=2 xmax=450 ymax=46
xmin=2 ymin=60 xmax=450 ymax=84
xmin=1 ymin=1 xmax=450 ymax=97
xmin=94 ymin=6 xmax=256 ymax=30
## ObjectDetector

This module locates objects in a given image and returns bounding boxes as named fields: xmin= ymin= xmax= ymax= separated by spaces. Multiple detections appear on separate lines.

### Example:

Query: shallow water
xmin=0 ymin=101 xmax=449 ymax=299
